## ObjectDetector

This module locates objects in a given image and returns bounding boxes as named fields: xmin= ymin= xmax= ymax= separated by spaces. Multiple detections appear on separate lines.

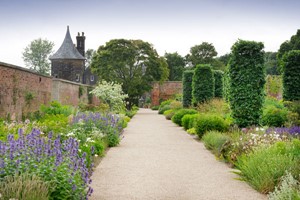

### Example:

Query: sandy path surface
xmin=90 ymin=109 xmax=266 ymax=200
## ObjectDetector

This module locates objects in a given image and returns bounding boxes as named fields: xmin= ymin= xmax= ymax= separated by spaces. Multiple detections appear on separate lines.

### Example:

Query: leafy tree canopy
xmin=164 ymin=52 xmax=185 ymax=81
xmin=85 ymin=49 xmax=96 ymax=68
xmin=277 ymin=29 xmax=300 ymax=72
xmin=22 ymin=38 xmax=54 ymax=75
xmin=91 ymin=39 xmax=169 ymax=107
xmin=187 ymin=42 xmax=217 ymax=66
xmin=265 ymin=52 xmax=279 ymax=75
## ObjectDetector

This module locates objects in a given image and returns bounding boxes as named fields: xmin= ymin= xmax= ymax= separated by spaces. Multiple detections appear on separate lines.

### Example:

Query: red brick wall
xmin=0 ymin=62 xmax=99 ymax=120
xmin=0 ymin=62 xmax=52 ymax=120
xmin=151 ymin=81 xmax=182 ymax=106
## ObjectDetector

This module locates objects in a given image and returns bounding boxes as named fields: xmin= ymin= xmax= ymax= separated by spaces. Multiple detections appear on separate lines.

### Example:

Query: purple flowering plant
xmin=0 ymin=128 xmax=93 ymax=199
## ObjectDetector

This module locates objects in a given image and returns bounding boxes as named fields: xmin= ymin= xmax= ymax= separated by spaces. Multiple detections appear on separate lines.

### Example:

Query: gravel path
xmin=90 ymin=109 xmax=267 ymax=200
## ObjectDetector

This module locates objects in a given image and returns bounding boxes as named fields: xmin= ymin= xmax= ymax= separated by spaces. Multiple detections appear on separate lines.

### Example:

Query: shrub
xmin=202 ymin=131 xmax=231 ymax=157
xmin=182 ymin=70 xmax=194 ymax=107
xmin=169 ymin=100 xmax=182 ymax=110
xmin=159 ymin=105 xmax=171 ymax=114
xmin=214 ymin=70 xmax=224 ymax=98
xmin=236 ymin=140 xmax=300 ymax=194
xmin=265 ymin=75 xmax=282 ymax=99
xmin=163 ymin=109 xmax=176 ymax=120
xmin=0 ymin=173 xmax=50 ymax=200
xmin=171 ymin=109 xmax=198 ymax=126
xmin=228 ymin=40 xmax=265 ymax=127
xmin=268 ymin=172 xmax=300 ymax=200
xmin=182 ymin=114 xmax=198 ymax=130
xmin=187 ymin=127 xmax=197 ymax=135
xmin=192 ymin=64 xmax=215 ymax=105
xmin=40 ymin=101 xmax=74 ymax=117
xmin=159 ymin=99 xmax=172 ymax=108
xmin=194 ymin=114 xmax=229 ymax=138
xmin=197 ymin=98 xmax=231 ymax=117
xmin=262 ymin=105 xmax=288 ymax=127
xmin=151 ymin=105 xmax=159 ymax=110
xmin=282 ymin=50 xmax=300 ymax=101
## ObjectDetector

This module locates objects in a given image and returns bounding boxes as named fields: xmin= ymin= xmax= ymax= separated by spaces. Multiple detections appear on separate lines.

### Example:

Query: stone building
xmin=50 ymin=26 xmax=97 ymax=85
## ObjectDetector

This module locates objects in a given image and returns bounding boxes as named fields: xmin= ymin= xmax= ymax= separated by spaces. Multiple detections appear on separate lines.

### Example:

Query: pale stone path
xmin=91 ymin=109 xmax=266 ymax=200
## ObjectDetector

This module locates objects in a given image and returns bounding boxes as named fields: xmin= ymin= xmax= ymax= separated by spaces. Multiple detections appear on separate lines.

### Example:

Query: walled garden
xmin=0 ymin=81 xmax=138 ymax=199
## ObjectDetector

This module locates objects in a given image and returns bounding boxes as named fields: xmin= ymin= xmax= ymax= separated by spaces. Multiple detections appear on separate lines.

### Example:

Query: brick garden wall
xmin=0 ymin=62 xmax=99 ymax=120
xmin=151 ymin=81 xmax=182 ymax=106
xmin=0 ymin=62 xmax=52 ymax=120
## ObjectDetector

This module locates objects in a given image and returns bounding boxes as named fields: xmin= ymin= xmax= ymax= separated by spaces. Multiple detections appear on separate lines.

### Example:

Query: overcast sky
xmin=0 ymin=0 xmax=299 ymax=67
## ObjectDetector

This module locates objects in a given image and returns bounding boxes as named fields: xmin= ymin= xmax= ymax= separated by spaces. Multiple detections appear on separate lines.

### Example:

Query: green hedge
xmin=182 ymin=70 xmax=194 ymax=107
xmin=192 ymin=64 xmax=214 ymax=105
xmin=214 ymin=70 xmax=224 ymax=98
xmin=223 ymin=68 xmax=230 ymax=102
xmin=171 ymin=109 xmax=198 ymax=126
xmin=228 ymin=40 xmax=265 ymax=127
xmin=282 ymin=50 xmax=300 ymax=101
xmin=182 ymin=114 xmax=199 ymax=130
xmin=194 ymin=114 xmax=229 ymax=138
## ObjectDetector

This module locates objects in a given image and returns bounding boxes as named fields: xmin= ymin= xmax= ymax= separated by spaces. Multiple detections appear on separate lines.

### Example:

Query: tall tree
xmin=264 ymin=52 xmax=279 ymax=75
xmin=22 ymin=38 xmax=54 ymax=75
xmin=277 ymin=29 xmax=300 ymax=73
xmin=91 ymin=39 xmax=169 ymax=107
xmin=188 ymin=42 xmax=217 ymax=66
xmin=164 ymin=52 xmax=185 ymax=81
xmin=85 ymin=49 xmax=96 ymax=68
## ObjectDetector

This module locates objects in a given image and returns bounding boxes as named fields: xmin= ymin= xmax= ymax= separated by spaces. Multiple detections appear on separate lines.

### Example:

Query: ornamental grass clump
xmin=0 ymin=173 xmax=50 ymax=200
xmin=236 ymin=140 xmax=300 ymax=194
xmin=0 ymin=129 xmax=93 ymax=199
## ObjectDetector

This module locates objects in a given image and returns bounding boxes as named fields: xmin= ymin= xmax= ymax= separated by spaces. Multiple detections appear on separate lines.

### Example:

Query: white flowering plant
xmin=90 ymin=81 xmax=128 ymax=112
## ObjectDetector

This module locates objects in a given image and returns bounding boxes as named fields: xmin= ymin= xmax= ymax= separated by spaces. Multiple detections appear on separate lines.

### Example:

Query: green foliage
xmin=79 ymin=85 xmax=84 ymax=98
xmin=107 ymin=133 xmax=120 ymax=147
xmin=159 ymin=105 xmax=171 ymax=114
xmin=194 ymin=114 xmax=229 ymax=138
xmin=228 ymin=40 xmax=265 ymax=127
xmin=164 ymin=52 xmax=185 ymax=81
xmin=40 ymin=101 xmax=73 ymax=117
xmin=91 ymin=39 xmax=169 ymax=107
xmin=182 ymin=70 xmax=194 ymax=107
xmin=262 ymin=105 xmax=288 ymax=127
xmin=202 ymin=131 xmax=231 ymax=157
xmin=25 ymin=91 xmax=34 ymax=106
xmin=171 ymin=109 xmax=198 ymax=126
xmin=151 ymin=105 xmax=160 ymax=110
xmin=192 ymin=64 xmax=215 ymax=105
xmin=188 ymin=42 xmax=217 ymax=65
xmin=125 ymin=106 xmax=139 ymax=118
xmin=196 ymin=98 xmax=231 ymax=117
xmin=214 ymin=70 xmax=224 ymax=98
xmin=265 ymin=75 xmax=282 ymax=99
xmin=90 ymin=80 xmax=128 ymax=112
xmin=163 ymin=109 xmax=176 ymax=120
xmin=236 ymin=140 xmax=300 ymax=194
xmin=0 ymin=173 xmax=50 ymax=200
xmin=269 ymin=172 xmax=300 ymax=200
xmin=187 ymin=127 xmax=197 ymax=135
xmin=277 ymin=29 xmax=300 ymax=73
xmin=223 ymin=67 xmax=230 ymax=102
xmin=22 ymin=38 xmax=54 ymax=75
xmin=182 ymin=114 xmax=199 ymax=130
xmin=37 ymin=114 xmax=69 ymax=136
xmin=282 ymin=50 xmax=300 ymax=101
xmin=265 ymin=52 xmax=279 ymax=75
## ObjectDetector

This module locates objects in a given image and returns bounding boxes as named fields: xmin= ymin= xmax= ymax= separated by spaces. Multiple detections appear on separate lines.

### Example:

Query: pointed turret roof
xmin=50 ymin=26 xmax=85 ymax=60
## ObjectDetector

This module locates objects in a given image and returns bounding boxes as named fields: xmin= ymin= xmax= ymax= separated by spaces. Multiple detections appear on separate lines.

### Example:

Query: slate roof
xmin=50 ymin=26 xmax=85 ymax=60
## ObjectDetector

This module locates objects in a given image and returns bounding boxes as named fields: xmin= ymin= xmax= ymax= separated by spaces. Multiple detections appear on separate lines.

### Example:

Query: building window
xmin=76 ymin=74 xmax=80 ymax=82
xmin=90 ymin=75 xmax=94 ymax=82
